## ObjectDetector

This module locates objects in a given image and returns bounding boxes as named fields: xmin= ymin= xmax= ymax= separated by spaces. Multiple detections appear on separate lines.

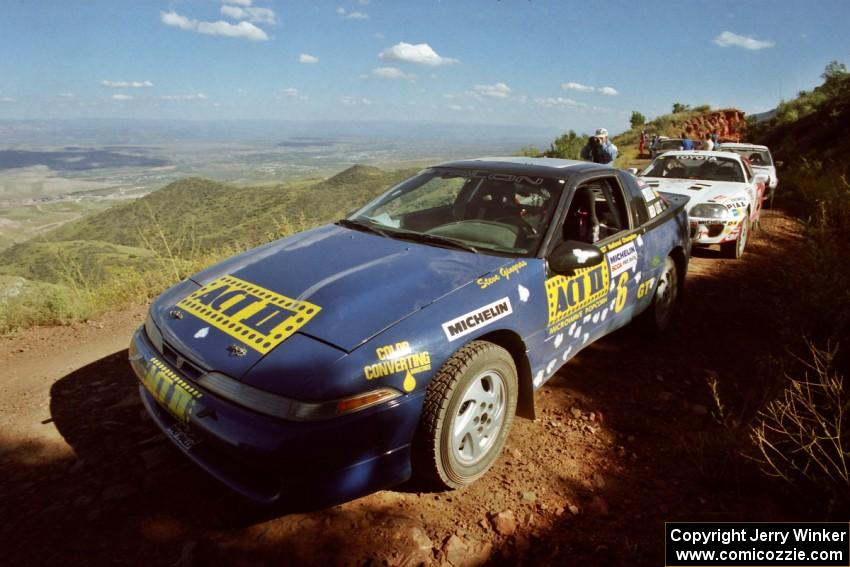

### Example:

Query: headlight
xmin=196 ymin=371 xmax=402 ymax=421
xmin=145 ymin=310 xmax=164 ymax=354
xmin=689 ymin=203 xmax=728 ymax=219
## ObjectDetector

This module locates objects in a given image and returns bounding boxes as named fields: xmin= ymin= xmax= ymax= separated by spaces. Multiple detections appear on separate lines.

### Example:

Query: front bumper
xmin=129 ymin=326 xmax=423 ymax=504
xmin=689 ymin=217 xmax=744 ymax=245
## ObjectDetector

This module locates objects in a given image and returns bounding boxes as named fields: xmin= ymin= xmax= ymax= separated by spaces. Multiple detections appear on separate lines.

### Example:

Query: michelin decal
xmin=442 ymin=298 xmax=513 ymax=341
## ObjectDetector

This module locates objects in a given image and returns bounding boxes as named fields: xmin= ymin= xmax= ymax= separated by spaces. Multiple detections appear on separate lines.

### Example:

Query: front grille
xmin=162 ymin=343 xmax=205 ymax=382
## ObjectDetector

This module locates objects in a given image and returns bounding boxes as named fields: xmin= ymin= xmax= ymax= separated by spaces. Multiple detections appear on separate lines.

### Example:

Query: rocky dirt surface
xmin=0 ymin=209 xmax=806 ymax=566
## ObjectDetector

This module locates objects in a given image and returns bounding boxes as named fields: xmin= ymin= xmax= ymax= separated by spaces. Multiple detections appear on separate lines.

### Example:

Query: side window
xmin=561 ymin=177 xmax=630 ymax=245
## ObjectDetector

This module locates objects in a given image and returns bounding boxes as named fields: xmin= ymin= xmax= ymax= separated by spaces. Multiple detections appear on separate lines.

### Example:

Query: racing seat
xmin=563 ymin=187 xmax=600 ymax=244
xmin=468 ymin=181 xmax=521 ymax=222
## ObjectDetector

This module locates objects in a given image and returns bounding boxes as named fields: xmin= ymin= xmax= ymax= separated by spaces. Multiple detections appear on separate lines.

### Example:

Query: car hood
xmin=641 ymin=177 xmax=748 ymax=209
xmin=153 ymin=224 xmax=511 ymax=379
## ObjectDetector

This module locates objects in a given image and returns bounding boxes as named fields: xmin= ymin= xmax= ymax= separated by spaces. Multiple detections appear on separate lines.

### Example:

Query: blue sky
xmin=1 ymin=0 xmax=849 ymax=134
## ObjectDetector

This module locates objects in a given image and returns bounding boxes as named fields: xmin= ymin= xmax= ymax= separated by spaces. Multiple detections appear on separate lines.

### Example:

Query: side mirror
xmin=626 ymin=168 xmax=638 ymax=175
xmin=549 ymin=241 xmax=604 ymax=274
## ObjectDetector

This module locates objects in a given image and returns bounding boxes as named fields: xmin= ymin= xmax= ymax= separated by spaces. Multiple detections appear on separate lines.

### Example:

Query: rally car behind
xmin=716 ymin=142 xmax=780 ymax=205
xmin=637 ymin=151 xmax=766 ymax=259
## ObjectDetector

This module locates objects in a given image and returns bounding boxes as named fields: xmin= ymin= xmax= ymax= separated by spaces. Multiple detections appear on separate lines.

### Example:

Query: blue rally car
xmin=129 ymin=157 xmax=691 ymax=504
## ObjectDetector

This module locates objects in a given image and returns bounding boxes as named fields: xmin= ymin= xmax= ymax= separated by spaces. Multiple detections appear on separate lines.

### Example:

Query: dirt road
xmin=0 ymin=210 xmax=804 ymax=566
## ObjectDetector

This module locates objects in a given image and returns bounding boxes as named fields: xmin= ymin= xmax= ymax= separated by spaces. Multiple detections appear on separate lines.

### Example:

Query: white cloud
xmin=161 ymin=10 xmax=269 ymax=41
xmin=474 ymin=82 xmax=511 ymax=98
xmin=372 ymin=66 xmax=417 ymax=80
xmin=223 ymin=0 xmax=253 ymax=5
xmin=560 ymin=82 xmax=619 ymax=96
xmin=379 ymin=42 xmax=458 ymax=66
xmin=346 ymin=11 xmax=368 ymax=19
xmin=101 ymin=80 xmax=154 ymax=88
xmin=160 ymin=93 xmax=209 ymax=101
xmin=299 ymin=53 xmax=319 ymax=64
xmin=534 ymin=97 xmax=584 ymax=108
xmin=112 ymin=94 xmax=134 ymax=101
xmin=58 ymin=93 xmax=75 ymax=98
xmin=561 ymin=82 xmax=594 ymax=92
xmin=713 ymin=31 xmax=775 ymax=50
xmin=336 ymin=7 xmax=346 ymax=15
xmin=220 ymin=5 xmax=276 ymax=25
xmin=359 ymin=0 xmax=370 ymax=4
xmin=281 ymin=88 xmax=299 ymax=97
xmin=340 ymin=96 xmax=373 ymax=105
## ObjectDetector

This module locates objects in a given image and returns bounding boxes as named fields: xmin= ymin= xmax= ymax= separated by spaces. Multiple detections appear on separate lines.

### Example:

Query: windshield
xmin=719 ymin=147 xmax=773 ymax=166
xmin=640 ymin=155 xmax=745 ymax=183
xmin=657 ymin=139 xmax=683 ymax=151
xmin=350 ymin=168 xmax=565 ymax=256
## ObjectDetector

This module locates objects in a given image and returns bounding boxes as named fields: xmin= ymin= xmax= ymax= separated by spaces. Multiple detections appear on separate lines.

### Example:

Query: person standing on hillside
xmin=704 ymin=132 xmax=715 ymax=151
xmin=639 ymin=130 xmax=648 ymax=156
xmin=680 ymin=132 xmax=695 ymax=151
xmin=580 ymin=128 xmax=618 ymax=165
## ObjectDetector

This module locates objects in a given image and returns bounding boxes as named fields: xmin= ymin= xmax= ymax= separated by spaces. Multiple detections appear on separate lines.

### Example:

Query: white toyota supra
xmin=635 ymin=151 xmax=766 ymax=259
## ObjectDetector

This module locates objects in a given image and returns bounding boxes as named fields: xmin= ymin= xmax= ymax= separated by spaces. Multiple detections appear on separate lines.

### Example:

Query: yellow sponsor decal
xmin=614 ymin=272 xmax=629 ymax=313
xmin=142 ymin=357 xmax=202 ymax=424
xmin=637 ymin=277 xmax=655 ymax=299
xmin=176 ymin=275 xmax=321 ymax=355
xmin=546 ymin=261 xmax=610 ymax=334
xmin=476 ymin=260 xmax=528 ymax=289
xmin=363 ymin=341 xmax=431 ymax=393
xmin=599 ymin=233 xmax=638 ymax=253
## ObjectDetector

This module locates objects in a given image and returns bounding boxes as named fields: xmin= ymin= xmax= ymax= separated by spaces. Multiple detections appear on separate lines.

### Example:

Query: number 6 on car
xmin=129 ymin=157 xmax=691 ymax=504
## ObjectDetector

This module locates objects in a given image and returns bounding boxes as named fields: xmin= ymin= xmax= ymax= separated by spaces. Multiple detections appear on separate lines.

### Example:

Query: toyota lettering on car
xmin=129 ymin=157 xmax=691 ymax=505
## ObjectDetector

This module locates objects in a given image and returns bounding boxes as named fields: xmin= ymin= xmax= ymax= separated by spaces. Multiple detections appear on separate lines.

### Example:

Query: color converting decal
xmin=176 ymin=275 xmax=321 ymax=355
xmin=363 ymin=341 xmax=431 ymax=392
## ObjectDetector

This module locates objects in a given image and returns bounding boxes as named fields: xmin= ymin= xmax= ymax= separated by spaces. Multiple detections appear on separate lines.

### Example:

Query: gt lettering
xmin=637 ymin=279 xmax=654 ymax=299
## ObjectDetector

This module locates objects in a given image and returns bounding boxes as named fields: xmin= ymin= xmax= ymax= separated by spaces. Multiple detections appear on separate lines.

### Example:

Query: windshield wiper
xmin=336 ymin=218 xmax=389 ymax=238
xmin=391 ymin=230 xmax=479 ymax=254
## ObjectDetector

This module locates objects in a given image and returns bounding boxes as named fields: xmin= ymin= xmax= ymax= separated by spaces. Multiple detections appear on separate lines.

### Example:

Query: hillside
xmin=41 ymin=164 xmax=414 ymax=254
xmin=749 ymin=63 xmax=850 ymax=170
xmin=0 ymin=163 xmax=417 ymax=332
xmin=611 ymin=106 xmax=746 ymax=164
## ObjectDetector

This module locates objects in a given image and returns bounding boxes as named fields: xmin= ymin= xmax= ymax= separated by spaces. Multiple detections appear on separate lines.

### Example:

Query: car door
xmin=532 ymin=172 xmax=646 ymax=385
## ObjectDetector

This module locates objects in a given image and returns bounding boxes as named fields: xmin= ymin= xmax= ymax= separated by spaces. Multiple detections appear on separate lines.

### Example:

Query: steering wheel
xmin=495 ymin=215 xmax=537 ymax=236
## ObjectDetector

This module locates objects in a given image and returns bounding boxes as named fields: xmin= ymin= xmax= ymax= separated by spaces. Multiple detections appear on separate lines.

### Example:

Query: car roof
xmin=717 ymin=142 xmax=770 ymax=151
xmin=434 ymin=156 xmax=609 ymax=176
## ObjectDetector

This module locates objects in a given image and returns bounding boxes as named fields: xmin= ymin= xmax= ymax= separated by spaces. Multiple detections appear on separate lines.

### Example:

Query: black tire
xmin=638 ymin=256 xmax=679 ymax=333
xmin=413 ymin=341 xmax=518 ymax=489
xmin=721 ymin=215 xmax=749 ymax=259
